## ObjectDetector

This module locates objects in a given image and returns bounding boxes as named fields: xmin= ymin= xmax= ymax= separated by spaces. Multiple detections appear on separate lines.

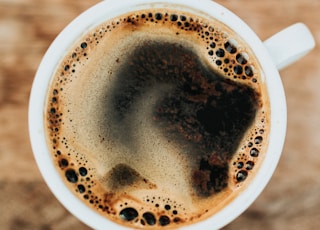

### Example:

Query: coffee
xmin=45 ymin=7 xmax=269 ymax=229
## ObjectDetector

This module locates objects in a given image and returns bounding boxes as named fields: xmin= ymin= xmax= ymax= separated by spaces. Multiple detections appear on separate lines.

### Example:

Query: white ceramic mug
xmin=29 ymin=0 xmax=315 ymax=229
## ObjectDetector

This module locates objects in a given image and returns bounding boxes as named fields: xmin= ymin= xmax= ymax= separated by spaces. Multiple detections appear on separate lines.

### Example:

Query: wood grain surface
xmin=0 ymin=0 xmax=319 ymax=229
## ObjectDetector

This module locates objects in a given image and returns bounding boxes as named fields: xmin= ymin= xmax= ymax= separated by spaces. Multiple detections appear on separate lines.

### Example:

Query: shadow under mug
xmin=29 ymin=0 xmax=315 ymax=229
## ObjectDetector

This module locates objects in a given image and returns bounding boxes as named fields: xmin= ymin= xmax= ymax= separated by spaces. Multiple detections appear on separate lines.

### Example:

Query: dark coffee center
xmin=108 ymin=41 xmax=259 ymax=196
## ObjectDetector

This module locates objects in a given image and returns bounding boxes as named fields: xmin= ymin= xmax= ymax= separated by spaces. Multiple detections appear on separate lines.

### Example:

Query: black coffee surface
xmin=45 ymin=9 xmax=269 ymax=229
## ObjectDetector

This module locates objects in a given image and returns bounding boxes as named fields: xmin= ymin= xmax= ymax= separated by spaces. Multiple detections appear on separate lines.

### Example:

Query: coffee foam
xmin=45 ymin=8 xmax=269 ymax=229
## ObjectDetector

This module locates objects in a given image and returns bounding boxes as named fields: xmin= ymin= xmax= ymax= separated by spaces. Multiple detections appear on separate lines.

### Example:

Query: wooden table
xmin=0 ymin=0 xmax=319 ymax=229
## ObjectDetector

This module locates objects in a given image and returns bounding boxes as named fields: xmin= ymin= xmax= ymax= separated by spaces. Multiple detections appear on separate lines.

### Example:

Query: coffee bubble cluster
xmin=231 ymin=121 xmax=267 ymax=185
xmin=45 ymin=9 xmax=269 ymax=229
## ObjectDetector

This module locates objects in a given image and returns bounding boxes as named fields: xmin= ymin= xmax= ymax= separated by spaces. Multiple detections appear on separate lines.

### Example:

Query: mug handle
xmin=263 ymin=23 xmax=315 ymax=70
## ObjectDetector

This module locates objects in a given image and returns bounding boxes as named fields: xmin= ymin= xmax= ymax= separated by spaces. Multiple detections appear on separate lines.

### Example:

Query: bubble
xmin=77 ymin=184 xmax=86 ymax=193
xmin=237 ymin=161 xmax=244 ymax=169
xmin=208 ymin=50 xmax=214 ymax=56
xmin=80 ymin=42 xmax=87 ymax=49
xmin=50 ymin=108 xmax=56 ymax=114
xmin=65 ymin=169 xmax=78 ymax=183
xmin=245 ymin=65 xmax=254 ymax=77
xmin=155 ymin=13 xmax=163 ymax=20
xmin=236 ymin=53 xmax=248 ymax=65
xmin=236 ymin=170 xmax=248 ymax=182
xmin=52 ymin=97 xmax=57 ymax=103
xmin=159 ymin=215 xmax=170 ymax=226
xmin=216 ymin=48 xmax=225 ymax=57
xmin=173 ymin=217 xmax=181 ymax=223
xmin=142 ymin=212 xmax=156 ymax=226
xmin=170 ymin=14 xmax=178 ymax=22
xmin=120 ymin=207 xmax=138 ymax=221
xmin=215 ymin=60 xmax=222 ymax=66
xmin=165 ymin=204 xmax=171 ymax=210
xmin=234 ymin=65 xmax=243 ymax=75
xmin=79 ymin=167 xmax=88 ymax=176
xmin=250 ymin=148 xmax=259 ymax=157
xmin=64 ymin=65 xmax=70 ymax=71
xmin=254 ymin=136 xmax=263 ymax=145
xmin=59 ymin=158 xmax=69 ymax=168
xmin=224 ymin=39 xmax=237 ymax=54
xmin=245 ymin=161 xmax=254 ymax=170
xmin=180 ymin=15 xmax=187 ymax=21
xmin=209 ymin=42 xmax=216 ymax=48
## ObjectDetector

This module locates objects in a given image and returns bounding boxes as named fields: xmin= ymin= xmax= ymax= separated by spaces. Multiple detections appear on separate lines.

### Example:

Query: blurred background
xmin=0 ymin=0 xmax=319 ymax=229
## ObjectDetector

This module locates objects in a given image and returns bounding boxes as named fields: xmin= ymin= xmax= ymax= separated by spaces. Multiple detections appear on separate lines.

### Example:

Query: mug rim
xmin=29 ymin=0 xmax=287 ymax=229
